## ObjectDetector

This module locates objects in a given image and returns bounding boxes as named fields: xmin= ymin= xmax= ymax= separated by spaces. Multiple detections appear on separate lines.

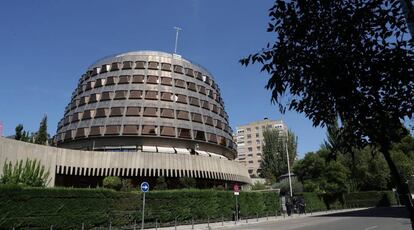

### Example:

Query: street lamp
xmin=284 ymin=125 xmax=293 ymax=197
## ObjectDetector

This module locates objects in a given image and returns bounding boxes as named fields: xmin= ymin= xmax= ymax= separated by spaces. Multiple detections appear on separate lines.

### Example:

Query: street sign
xmin=141 ymin=182 xmax=149 ymax=193
xmin=233 ymin=184 xmax=240 ymax=192
xmin=140 ymin=182 xmax=149 ymax=229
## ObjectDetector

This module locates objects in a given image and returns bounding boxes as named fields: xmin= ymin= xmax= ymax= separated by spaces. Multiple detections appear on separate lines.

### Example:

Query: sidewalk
xmin=146 ymin=208 xmax=369 ymax=230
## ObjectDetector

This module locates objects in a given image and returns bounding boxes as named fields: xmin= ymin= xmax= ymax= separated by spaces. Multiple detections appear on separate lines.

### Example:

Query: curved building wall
xmin=0 ymin=138 xmax=251 ymax=186
xmin=56 ymin=51 xmax=235 ymax=159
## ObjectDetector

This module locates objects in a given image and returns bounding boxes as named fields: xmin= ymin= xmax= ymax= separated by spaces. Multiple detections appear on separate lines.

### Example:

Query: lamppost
xmin=284 ymin=125 xmax=293 ymax=197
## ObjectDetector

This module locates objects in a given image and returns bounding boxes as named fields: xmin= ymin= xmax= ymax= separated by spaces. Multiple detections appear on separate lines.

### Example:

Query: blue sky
xmin=0 ymin=0 xmax=326 ymax=157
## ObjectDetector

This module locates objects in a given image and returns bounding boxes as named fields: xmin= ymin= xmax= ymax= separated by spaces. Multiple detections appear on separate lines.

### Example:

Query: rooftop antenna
xmin=173 ymin=26 xmax=182 ymax=54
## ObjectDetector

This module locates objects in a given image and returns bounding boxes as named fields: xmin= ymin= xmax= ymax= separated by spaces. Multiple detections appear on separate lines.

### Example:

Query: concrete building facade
xmin=0 ymin=51 xmax=251 ymax=188
xmin=235 ymin=118 xmax=287 ymax=178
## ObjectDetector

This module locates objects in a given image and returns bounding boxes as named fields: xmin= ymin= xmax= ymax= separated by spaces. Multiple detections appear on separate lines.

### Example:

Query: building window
xmin=176 ymin=110 xmax=189 ymax=120
xmin=85 ymin=81 xmax=94 ymax=91
xmin=89 ymin=93 xmax=100 ymax=103
xmin=198 ymin=85 xmax=206 ymax=95
xmin=215 ymin=120 xmax=223 ymax=129
xmin=110 ymin=107 xmax=124 ymax=117
xmin=126 ymin=107 xmax=140 ymax=116
xmin=208 ymin=133 xmax=217 ymax=143
xmin=132 ymin=75 xmax=144 ymax=83
xmin=95 ymin=108 xmax=109 ymax=118
xmin=122 ymin=61 xmax=133 ymax=69
xmin=110 ymin=62 xmax=121 ymax=71
xmin=161 ymin=77 xmax=172 ymax=86
xmin=174 ymin=65 xmax=183 ymax=74
xmin=247 ymin=134 xmax=251 ymax=139
xmin=123 ymin=125 xmax=139 ymax=135
xmin=195 ymin=71 xmax=203 ymax=80
xmin=193 ymin=130 xmax=206 ymax=141
xmin=174 ymin=79 xmax=186 ymax=88
xmin=185 ymin=68 xmax=194 ymax=77
xmin=135 ymin=61 xmax=146 ymax=69
xmin=161 ymin=92 xmax=173 ymax=101
xmin=95 ymin=79 xmax=104 ymax=88
xmin=161 ymin=63 xmax=171 ymax=71
xmin=82 ymin=110 xmax=94 ymax=120
xmin=79 ymin=96 xmax=89 ymax=106
xmin=187 ymin=82 xmax=197 ymax=91
xmin=143 ymin=107 xmax=158 ymax=117
xmin=142 ymin=125 xmax=157 ymax=135
xmin=201 ymin=100 xmax=210 ymax=110
xmin=106 ymin=76 xmax=117 ymax=85
xmin=160 ymin=126 xmax=175 ymax=137
xmin=147 ymin=75 xmax=159 ymax=84
xmin=160 ymin=108 xmax=174 ymax=118
xmin=204 ymin=116 xmax=214 ymax=126
xmin=248 ymin=161 xmax=254 ymax=164
xmin=101 ymin=64 xmax=110 ymax=73
xmin=148 ymin=61 xmax=159 ymax=70
xmin=129 ymin=90 xmax=142 ymax=99
xmin=178 ymin=128 xmax=192 ymax=139
xmin=248 ymin=147 xmax=253 ymax=152
xmin=191 ymin=113 xmax=203 ymax=123
xmin=71 ymin=112 xmax=82 ymax=122
xmin=118 ymin=75 xmax=130 ymax=84
xmin=175 ymin=94 xmax=187 ymax=104
xmin=105 ymin=125 xmax=121 ymax=135
xmin=89 ymin=126 xmax=102 ymax=136
xmin=114 ymin=90 xmax=127 ymax=100
xmin=145 ymin=91 xmax=158 ymax=100
xmin=212 ymin=104 xmax=218 ymax=113
xmin=92 ymin=67 xmax=100 ymax=76
xmin=189 ymin=97 xmax=200 ymax=107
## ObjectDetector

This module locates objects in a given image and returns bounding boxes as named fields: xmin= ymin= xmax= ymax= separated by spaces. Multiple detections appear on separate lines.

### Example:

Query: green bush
xmin=344 ymin=191 xmax=397 ymax=208
xmin=102 ymin=176 xmax=122 ymax=191
xmin=1 ymin=159 xmax=50 ymax=187
xmin=0 ymin=186 xmax=395 ymax=229
xmin=0 ymin=187 xmax=279 ymax=229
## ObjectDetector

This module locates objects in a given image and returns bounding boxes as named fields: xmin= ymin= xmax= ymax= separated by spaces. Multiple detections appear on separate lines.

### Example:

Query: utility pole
xmin=284 ymin=123 xmax=293 ymax=197
xmin=173 ymin=26 xmax=182 ymax=54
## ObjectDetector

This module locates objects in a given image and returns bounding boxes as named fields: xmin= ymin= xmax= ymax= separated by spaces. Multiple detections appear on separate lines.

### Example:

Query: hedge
xmin=0 ymin=186 xmax=396 ymax=229
xmin=299 ymin=191 xmax=397 ymax=212
xmin=0 ymin=186 xmax=279 ymax=229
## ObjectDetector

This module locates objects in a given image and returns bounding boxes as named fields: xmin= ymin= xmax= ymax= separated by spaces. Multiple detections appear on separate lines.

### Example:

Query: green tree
xmin=241 ymin=0 xmax=414 ymax=225
xmin=260 ymin=129 xmax=297 ymax=181
xmin=35 ymin=115 xmax=48 ymax=145
xmin=0 ymin=159 xmax=50 ymax=187
xmin=14 ymin=124 xmax=23 ymax=140
xmin=293 ymin=151 xmax=325 ymax=183
xmin=102 ymin=176 xmax=122 ymax=191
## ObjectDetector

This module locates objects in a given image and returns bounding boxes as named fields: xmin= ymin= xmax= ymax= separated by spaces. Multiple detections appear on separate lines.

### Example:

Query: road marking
xmin=365 ymin=226 xmax=378 ymax=230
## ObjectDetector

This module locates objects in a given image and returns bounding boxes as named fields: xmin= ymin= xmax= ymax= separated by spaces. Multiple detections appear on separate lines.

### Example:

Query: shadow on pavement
xmin=313 ymin=207 xmax=409 ymax=219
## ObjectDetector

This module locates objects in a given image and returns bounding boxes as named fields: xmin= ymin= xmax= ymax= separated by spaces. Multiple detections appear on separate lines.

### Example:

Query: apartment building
xmin=235 ymin=118 xmax=287 ymax=177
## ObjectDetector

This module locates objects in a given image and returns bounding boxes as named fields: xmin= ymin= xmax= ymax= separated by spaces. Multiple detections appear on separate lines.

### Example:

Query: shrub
xmin=103 ymin=176 xmax=122 ymax=191
xmin=251 ymin=181 xmax=266 ymax=190
xmin=0 ymin=159 xmax=50 ymax=187
xmin=154 ymin=177 xmax=168 ymax=190
xmin=179 ymin=177 xmax=196 ymax=188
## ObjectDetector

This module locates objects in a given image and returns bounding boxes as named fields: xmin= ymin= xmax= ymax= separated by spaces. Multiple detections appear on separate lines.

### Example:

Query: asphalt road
xmin=225 ymin=207 xmax=411 ymax=230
